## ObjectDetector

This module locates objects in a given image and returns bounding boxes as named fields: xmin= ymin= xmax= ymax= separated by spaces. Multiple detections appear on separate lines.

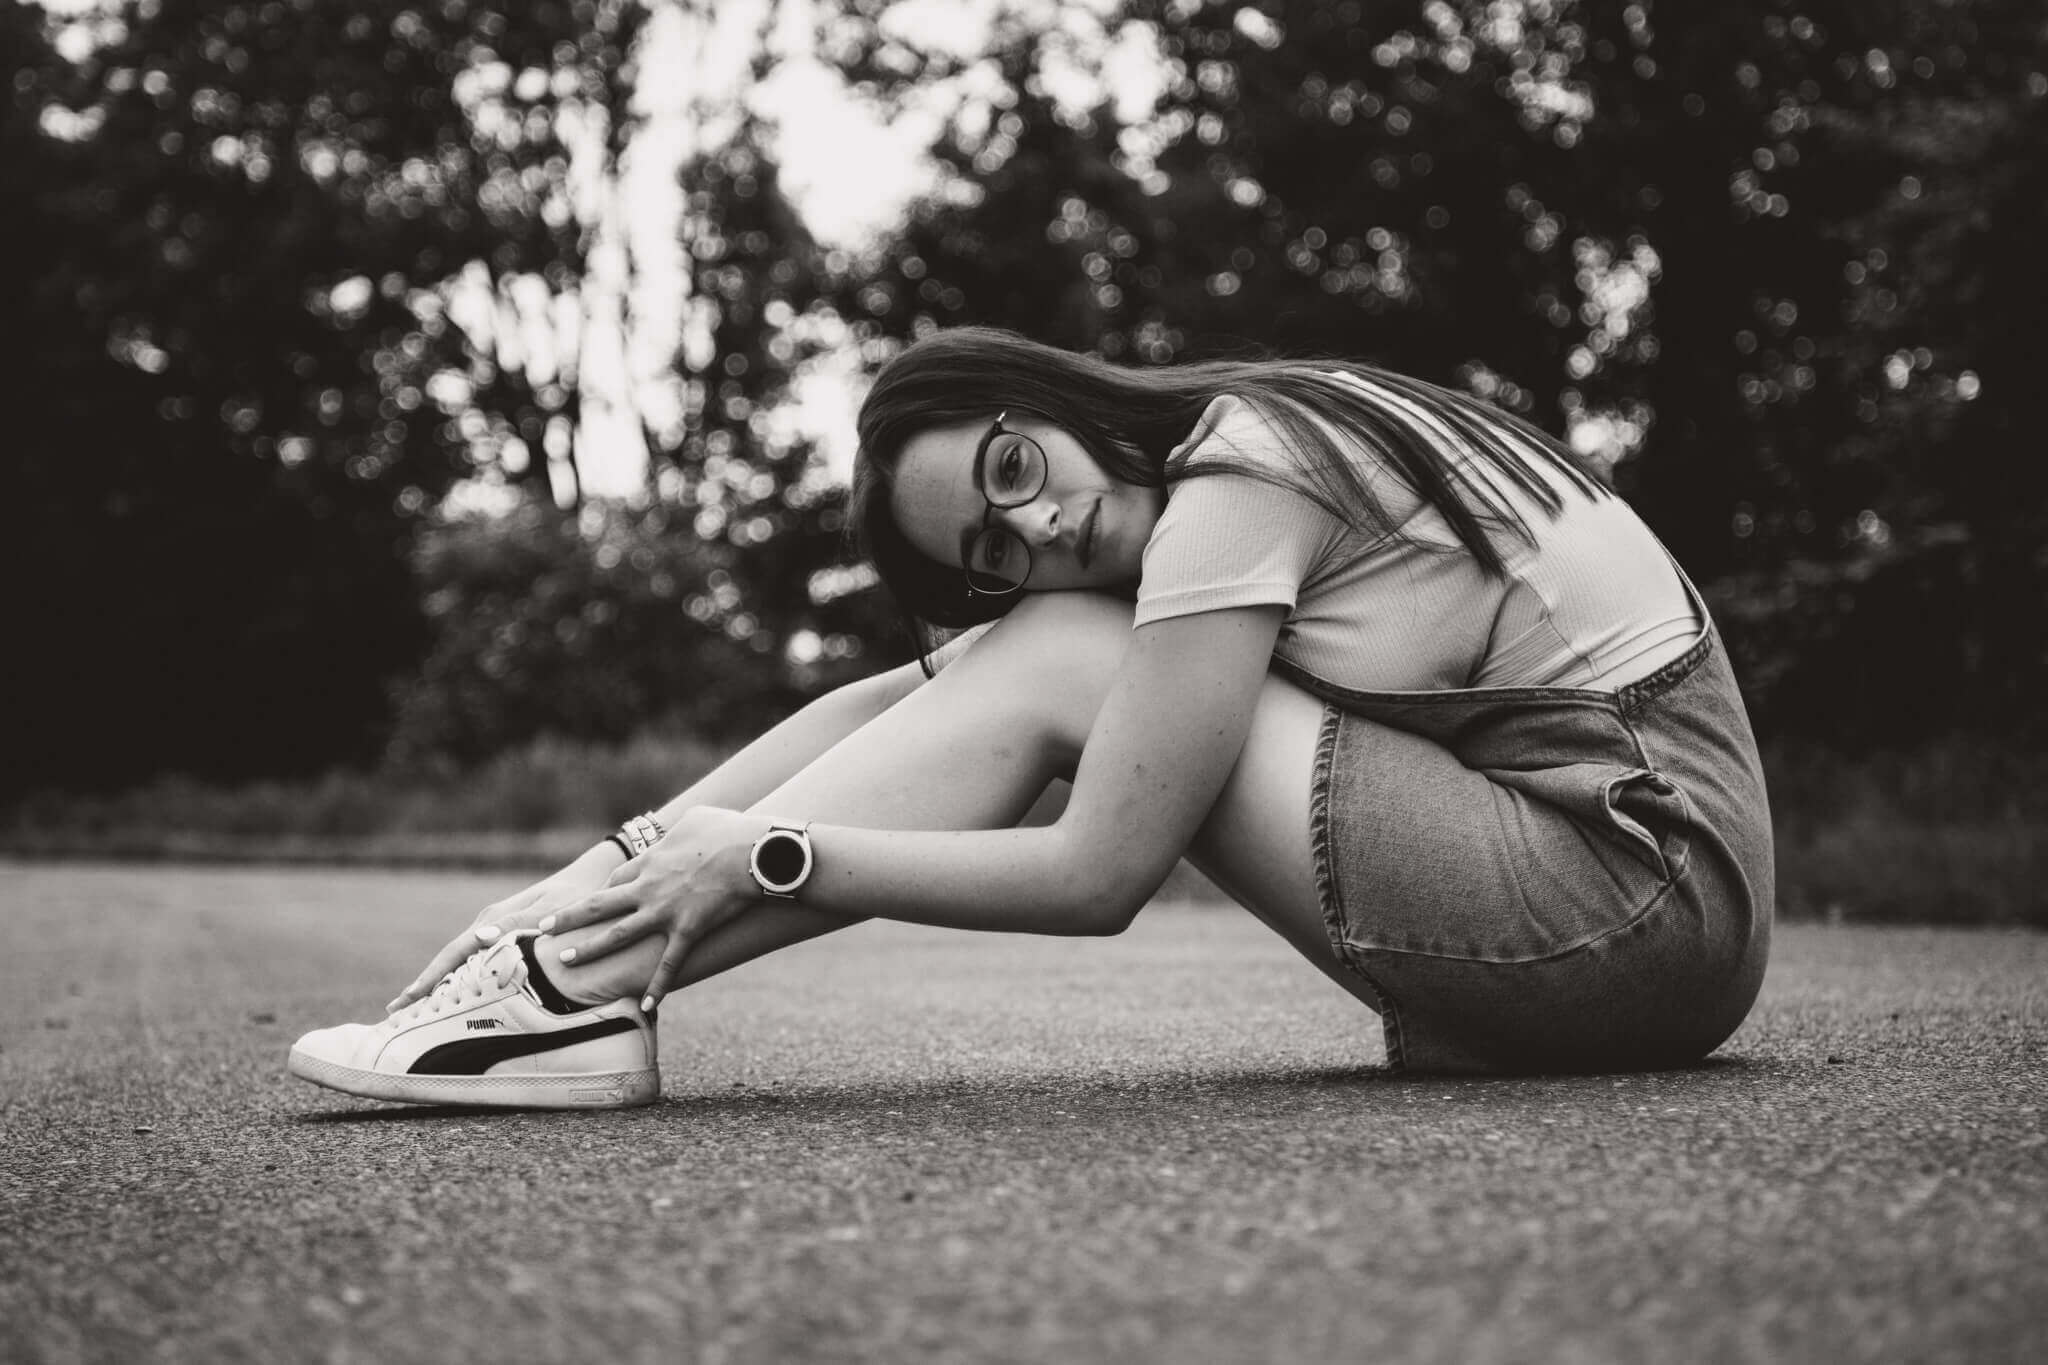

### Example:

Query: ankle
xmin=522 ymin=934 xmax=609 ymax=1011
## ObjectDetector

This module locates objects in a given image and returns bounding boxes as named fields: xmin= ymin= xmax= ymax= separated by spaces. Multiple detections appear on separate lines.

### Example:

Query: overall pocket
xmin=1315 ymin=710 xmax=1696 ymax=967
xmin=1483 ymin=761 xmax=1694 ymax=886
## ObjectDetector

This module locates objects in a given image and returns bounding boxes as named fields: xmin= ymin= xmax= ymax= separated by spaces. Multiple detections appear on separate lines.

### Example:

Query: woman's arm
xmin=804 ymin=606 xmax=1285 ymax=931
xmin=544 ymin=605 xmax=1287 ymax=1001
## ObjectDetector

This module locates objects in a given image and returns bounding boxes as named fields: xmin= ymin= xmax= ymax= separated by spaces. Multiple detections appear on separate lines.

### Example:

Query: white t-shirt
xmin=1133 ymin=379 xmax=1701 ymax=693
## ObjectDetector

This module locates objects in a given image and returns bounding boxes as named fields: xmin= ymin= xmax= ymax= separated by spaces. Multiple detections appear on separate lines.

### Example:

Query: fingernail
xmin=536 ymin=916 xmax=556 ymax=933
xmin=640 ymin=997 xmax=655 ymax=1013
xmin=383 ymin=999 xmax=401 ymax=1013
xmin=475 ymin=924 xmax=500 ymax=941
xmin=559 ymin=947 xmax=577 ymax=964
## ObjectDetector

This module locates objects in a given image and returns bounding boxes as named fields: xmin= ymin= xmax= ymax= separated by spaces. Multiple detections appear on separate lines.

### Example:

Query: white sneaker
xmin=287 ymin=934 xmax=659 ymax=1109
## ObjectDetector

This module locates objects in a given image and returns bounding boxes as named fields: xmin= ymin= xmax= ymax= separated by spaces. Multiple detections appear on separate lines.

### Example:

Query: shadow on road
xmin=289 ymin=1055 xmax=1756 ymax=1128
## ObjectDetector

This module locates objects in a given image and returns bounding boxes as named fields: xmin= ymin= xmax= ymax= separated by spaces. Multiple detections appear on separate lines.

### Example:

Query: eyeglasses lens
xmin=980 ymin=432 xmax=1046 ymax=508
xmin=966 ymin=528 xmax=1029 ymax=593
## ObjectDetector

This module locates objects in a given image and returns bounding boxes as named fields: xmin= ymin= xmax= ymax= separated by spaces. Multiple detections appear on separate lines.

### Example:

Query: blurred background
xmin=5 ymin=0 xmax=2043 ymax=924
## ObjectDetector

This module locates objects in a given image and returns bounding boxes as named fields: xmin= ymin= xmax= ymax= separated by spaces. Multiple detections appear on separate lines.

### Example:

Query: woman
xmin=289 ymin=327 xmax=1772 ymax=1107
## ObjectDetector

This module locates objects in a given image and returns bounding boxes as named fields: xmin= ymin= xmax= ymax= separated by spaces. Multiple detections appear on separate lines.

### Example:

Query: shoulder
xmin=1168 ymin=393 xmax=1298 ymax=473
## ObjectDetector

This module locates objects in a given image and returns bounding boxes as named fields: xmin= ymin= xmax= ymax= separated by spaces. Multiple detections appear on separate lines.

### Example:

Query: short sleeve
xmin=925 ymin=621 xmax=997 ymax=674
xmin=1136 ymin=399 xmax=1346 ymax=627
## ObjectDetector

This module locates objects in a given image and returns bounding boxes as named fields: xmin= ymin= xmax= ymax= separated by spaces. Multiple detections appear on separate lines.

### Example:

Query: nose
xmin=993 ymin=495 xmax=1059 ymax=548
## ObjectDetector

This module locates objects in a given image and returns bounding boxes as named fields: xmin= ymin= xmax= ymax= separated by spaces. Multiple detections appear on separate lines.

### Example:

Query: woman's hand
xmin=537 ymin=806 xmax=769 ymax=1011
xmin=385 ymin=839 xmax=627 ymax=1013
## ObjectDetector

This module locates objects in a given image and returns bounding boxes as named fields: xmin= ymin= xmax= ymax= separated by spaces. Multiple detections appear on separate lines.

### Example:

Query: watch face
xmin=756 ymin=831 xmax=809 ymax=888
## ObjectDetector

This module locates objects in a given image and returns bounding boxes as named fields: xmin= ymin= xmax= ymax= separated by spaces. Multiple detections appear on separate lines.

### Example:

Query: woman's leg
xmin=547 ymin=592 xmax=1373 ymax=1011
xmin=1185 ymin=675 xmax=1381 ymax=1010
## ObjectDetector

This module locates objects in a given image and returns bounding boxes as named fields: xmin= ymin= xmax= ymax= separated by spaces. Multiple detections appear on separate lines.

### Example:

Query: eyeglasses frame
xmin=960 ymin=411 xmax=1048 ymax=599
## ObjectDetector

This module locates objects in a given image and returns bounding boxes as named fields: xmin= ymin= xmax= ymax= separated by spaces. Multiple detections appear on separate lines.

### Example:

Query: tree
xmin=822 ymin=0 xmax=2042 ymax=741
xmin=389 ymin=500 xmax=792 ymax=762
xmin=6 ymin=0 xmax=641 ymax=794
xmin=1731 ymin=1 xmax=2048 ymax=741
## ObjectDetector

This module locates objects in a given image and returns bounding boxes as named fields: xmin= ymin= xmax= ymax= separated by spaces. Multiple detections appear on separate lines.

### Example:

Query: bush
xmin=1762 ymin=737 xmax=2048 ymax=928
xmin=389 ymin=501 xmax=818 ymax=764
xmin=1 ymin=729 xmax=725 ymax=857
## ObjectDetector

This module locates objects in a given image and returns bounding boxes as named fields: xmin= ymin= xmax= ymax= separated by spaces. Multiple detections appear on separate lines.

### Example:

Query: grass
xmin=1763 ymin=736 xmax=2048 ymax=927
xmin=3 ymin=731 xmax=2041 ymax=928
xmin=0 ymin=732 xmax=723 ymax=872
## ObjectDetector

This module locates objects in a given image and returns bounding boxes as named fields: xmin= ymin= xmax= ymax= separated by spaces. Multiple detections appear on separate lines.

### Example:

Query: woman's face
xmin=889 ymin=413 xmax=1165 ymax=596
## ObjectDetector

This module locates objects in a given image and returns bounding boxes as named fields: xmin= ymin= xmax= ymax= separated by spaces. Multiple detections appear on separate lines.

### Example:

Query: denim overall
xmin=1279 ymin=568 xmax=1774 ymax=1074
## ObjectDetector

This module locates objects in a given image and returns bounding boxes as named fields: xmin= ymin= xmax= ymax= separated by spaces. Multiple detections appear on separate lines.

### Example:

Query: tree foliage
xmin=640 ymin=113 xmax=887 ymax=689
xmin=5 ymin=0 xmax=639 ymax=794
xmin=10 ymin=0 xmax=2045 ymax=797
xmin=825 ymin=0 xmax=2045 ymax=742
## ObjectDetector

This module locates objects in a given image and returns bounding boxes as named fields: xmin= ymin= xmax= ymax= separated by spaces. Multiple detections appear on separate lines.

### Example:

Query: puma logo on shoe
xmin=466 ymin=1019 xmax=503 ymax=1031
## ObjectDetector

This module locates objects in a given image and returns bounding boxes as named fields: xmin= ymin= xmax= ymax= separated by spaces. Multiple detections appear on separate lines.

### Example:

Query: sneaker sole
xmin=288 ymin=1047 xmax=659 ymax=1109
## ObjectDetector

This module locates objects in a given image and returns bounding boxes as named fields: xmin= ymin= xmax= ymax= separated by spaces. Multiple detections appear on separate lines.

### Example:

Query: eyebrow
xmin=958 ymin=412 xmax=1005 ymax=566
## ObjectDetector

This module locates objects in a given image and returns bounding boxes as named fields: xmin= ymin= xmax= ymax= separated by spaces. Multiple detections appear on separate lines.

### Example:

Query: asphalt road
xmin=1 ymin=861 xmax=2043 ymax=1365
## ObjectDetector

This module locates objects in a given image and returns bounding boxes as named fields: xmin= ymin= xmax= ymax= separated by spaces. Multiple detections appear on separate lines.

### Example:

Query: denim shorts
xmin=1277 ymin=572 xmax=1775 ymax=1074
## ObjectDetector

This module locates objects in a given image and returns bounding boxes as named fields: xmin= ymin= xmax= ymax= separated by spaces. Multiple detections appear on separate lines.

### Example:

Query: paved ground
xmin=1 ymin=861 xmax=2043 ymax=1365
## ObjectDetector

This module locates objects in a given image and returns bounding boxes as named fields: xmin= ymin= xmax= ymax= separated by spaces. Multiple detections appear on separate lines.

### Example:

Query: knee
xmin=968 ymin=592 xmax=1134 ymax=684
xmin=1002 ymin=590 xmax=1138 ymax=646
xmin=933 ymin=592 xmax=1135 ymax=752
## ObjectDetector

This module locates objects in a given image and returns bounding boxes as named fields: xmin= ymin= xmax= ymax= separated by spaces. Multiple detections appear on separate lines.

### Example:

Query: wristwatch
xmin=749 ymin=821 xmax=815 ymax=900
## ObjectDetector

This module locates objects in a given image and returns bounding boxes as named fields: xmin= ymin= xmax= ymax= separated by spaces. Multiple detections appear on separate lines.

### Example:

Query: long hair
xmin=851 ymin=326 xmax=1609 ymax=656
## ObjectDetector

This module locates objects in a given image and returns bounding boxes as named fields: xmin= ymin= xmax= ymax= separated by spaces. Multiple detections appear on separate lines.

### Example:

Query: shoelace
xmin=389 ymin=945 xmax=520 ymax=1026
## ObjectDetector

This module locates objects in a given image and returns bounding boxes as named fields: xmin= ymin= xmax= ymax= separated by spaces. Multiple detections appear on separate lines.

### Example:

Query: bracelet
xmin=614 ymin=811 xmax=667 ymax=858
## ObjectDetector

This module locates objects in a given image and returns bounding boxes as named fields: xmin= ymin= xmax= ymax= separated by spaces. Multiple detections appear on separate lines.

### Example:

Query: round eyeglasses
xmin=962 ymin=412 xmax=1048 ymax=597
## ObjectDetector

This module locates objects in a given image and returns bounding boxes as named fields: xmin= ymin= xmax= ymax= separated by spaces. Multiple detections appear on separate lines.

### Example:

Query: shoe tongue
xmin=400 ymin=937 xmax=524 ymax=1020
xmin=476 ymin=933 xmax=529 ymax=982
